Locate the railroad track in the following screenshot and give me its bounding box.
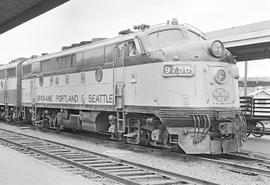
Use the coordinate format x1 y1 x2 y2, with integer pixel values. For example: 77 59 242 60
0 128 216 185
1 123 270 183
86 132 270 178
195 153 270 177
91 131 270 178
71 129 270 178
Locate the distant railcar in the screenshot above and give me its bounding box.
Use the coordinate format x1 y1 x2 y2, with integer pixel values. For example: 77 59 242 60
0 59 24 120
4 19 247 154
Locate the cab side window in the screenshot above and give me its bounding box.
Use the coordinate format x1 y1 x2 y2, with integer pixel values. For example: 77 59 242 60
7 68 16 78
128 41 138 56
115 43 127 65
105 45 114 63
0 70 4 79
23 64 32 76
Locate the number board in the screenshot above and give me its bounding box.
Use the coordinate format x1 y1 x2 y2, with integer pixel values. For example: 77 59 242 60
162 63 195 77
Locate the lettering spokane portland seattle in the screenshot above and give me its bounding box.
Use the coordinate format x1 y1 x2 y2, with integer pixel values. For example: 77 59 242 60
36 94 113 104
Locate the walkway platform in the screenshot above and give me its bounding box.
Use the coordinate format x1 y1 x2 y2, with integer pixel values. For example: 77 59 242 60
0 144 100 185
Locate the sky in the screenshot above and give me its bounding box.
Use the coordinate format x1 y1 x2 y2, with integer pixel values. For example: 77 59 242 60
0 0 270 77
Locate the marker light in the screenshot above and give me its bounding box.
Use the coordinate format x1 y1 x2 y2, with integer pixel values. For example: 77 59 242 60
173 56 180 61
171 18 179 25
209 40 224 58
215 69 226 84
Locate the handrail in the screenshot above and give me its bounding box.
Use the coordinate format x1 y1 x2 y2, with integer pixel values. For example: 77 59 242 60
240 96 270 119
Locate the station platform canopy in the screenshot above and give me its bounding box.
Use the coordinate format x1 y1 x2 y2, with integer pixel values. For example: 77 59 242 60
206 20 270 61
0 0 69 34
1 1 269 63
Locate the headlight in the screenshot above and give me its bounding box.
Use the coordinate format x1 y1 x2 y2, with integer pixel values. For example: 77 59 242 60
215 69 226 83
209 40 225 58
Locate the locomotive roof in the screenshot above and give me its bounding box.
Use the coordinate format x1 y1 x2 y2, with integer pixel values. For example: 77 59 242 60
0 59 24 70
22 23 193 66
22 31 139 66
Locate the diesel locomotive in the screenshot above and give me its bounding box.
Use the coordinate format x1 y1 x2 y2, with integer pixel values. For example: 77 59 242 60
0 19 247 154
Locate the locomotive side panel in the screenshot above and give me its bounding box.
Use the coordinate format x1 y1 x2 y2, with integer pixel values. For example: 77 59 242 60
124 62 197 108
33 68 114 109
84 67 114 108
0 78 5 105
21 79 31 106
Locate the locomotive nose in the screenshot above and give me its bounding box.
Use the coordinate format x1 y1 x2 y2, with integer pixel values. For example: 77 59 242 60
162 40 228 63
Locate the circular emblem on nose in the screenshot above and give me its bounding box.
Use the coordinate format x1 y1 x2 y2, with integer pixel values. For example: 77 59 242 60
212 88 230 103
95 66 103 82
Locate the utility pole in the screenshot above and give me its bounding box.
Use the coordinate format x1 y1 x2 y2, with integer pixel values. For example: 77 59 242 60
244 61 248 96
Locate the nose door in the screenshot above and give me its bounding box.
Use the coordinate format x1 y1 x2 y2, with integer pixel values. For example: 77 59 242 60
30 75 37 105
113 43 128 133
113 43 127 109
208 65 235 105
4 78 8 117
30 75 37 121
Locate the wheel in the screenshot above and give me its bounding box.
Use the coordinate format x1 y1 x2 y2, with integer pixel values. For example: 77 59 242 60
43 117 50 129
140 129 151 146
252 121 265 138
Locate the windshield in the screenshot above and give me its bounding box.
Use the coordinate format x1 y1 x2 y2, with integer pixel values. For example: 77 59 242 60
187 30 206 41
148 29 185 49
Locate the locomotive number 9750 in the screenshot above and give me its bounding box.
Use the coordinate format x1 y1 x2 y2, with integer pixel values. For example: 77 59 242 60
163 64 194 77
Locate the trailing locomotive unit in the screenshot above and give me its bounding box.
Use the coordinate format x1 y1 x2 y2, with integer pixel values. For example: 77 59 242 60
0 59 24 121
20 19 246 154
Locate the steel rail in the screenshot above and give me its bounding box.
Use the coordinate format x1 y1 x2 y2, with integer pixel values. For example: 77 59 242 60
70 129 270 178
195 154 270 177
78 130 270 178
